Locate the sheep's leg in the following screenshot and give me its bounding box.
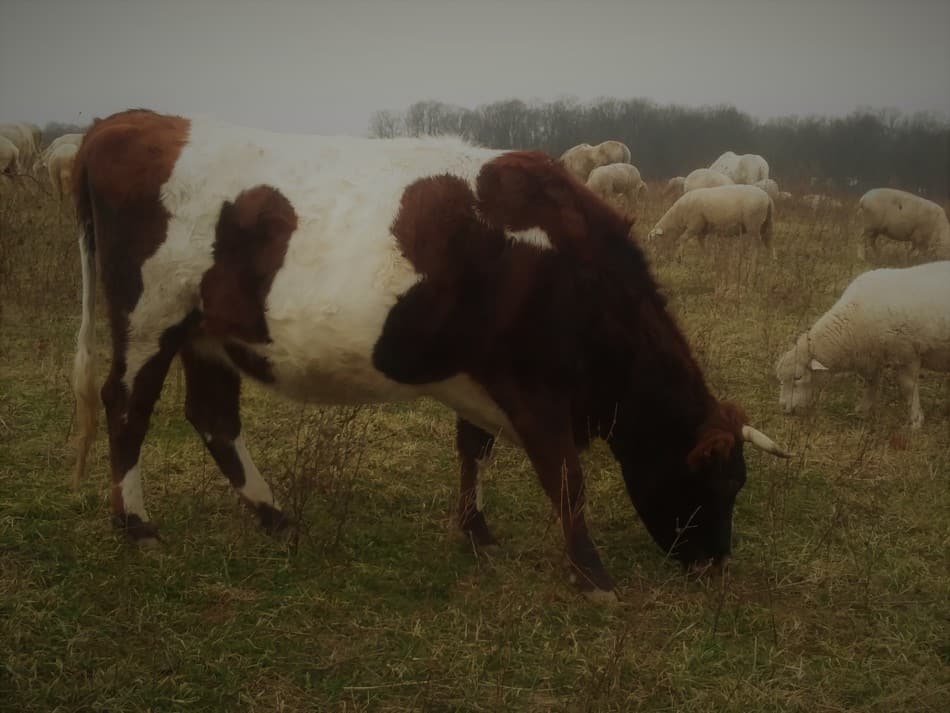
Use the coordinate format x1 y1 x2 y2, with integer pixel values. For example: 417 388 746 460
896 359 923 429
859 231 878 262
855 370 882 418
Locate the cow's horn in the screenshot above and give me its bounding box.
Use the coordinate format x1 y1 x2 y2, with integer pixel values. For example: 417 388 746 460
742 425 793 458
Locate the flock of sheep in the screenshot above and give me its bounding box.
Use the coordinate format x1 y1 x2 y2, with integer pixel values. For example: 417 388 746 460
560 140 950 431
0 121 82 200
2 123 947 432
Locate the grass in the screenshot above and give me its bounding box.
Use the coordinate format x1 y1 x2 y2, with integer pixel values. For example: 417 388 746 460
1 179 948 712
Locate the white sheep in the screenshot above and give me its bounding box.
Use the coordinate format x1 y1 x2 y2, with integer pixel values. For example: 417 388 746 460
47 142 79 201
776 261 950 429
0 135 19 175
753 178 780 200
709 151 769 184
857 188 950 261
684 168 733 193
664 176 686 200
34 132 83 173
647 184 775 256
560 140 631 182
585 163 645 219
0 122 38 167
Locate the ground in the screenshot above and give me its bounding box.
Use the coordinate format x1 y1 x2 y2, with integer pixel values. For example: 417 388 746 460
0 180 948 712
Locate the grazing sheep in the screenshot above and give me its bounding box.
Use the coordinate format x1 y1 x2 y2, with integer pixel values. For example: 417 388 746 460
684 168 733 193
0 135 20 175
664 176 686 200
0 122 38 168
559 140 631 182
776 261 950 429
857 188 950 261
753 178 780 200
47 142 79 201
709 151 769 184
586 163 645 219
34 132 83 173
647 184 775 256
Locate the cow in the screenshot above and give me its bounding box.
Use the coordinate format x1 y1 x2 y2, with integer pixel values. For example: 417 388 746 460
71 110 790 600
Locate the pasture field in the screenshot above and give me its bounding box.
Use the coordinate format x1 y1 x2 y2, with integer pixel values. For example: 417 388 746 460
1 180 947 712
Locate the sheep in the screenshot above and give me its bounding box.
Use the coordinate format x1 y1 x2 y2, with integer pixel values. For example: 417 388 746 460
46 142 78 201
559 140 631 182
647 184 775 256
585 163 645 220
684 168 733 193
0 122 38 167
776 261 950 429
753 178 780 200
857 188 950 261
777 191 793 201
0 135 19 175
710 151 769 184
664 176 686 200
34 132 83 173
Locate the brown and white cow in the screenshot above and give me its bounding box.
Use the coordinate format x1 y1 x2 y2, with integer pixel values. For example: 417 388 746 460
71 110 789 599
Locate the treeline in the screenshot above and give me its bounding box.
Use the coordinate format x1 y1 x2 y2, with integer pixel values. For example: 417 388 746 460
369 98 950 197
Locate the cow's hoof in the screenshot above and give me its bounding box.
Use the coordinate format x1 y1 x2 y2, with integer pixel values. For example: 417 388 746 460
113 513 161 544
583 588 620 605
256 503 290 534
461 511 498 549
570 567 617 598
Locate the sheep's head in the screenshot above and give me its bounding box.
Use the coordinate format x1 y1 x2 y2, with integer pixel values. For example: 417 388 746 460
776 335 828 413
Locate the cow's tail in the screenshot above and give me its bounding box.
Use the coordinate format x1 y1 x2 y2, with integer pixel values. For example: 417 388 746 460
71 155 97 490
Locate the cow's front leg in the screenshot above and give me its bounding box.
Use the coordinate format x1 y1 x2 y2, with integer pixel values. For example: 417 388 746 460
498 390 615 599
455 418 497 547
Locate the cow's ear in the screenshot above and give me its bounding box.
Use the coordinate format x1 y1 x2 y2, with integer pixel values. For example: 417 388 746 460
686 401 745 471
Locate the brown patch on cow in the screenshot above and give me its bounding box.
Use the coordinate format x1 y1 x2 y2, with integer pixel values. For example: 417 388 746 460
201 185 297 343
376 174 509 383
475 151 635 261
378 149 752 587
687 400 747 470
72 109 190 365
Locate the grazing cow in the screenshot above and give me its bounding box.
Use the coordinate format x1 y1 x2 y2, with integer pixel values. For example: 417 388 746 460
72 110 789 599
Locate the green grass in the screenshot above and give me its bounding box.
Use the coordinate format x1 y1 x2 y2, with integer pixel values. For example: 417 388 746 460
1 181 948 711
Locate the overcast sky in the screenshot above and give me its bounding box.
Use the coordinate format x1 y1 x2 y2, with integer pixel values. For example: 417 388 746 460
2 0 948 134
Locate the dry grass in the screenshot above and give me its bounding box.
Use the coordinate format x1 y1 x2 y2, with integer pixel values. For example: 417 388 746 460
1 179 948 712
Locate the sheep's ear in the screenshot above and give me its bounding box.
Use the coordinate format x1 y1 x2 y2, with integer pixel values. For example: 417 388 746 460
809 359 828 371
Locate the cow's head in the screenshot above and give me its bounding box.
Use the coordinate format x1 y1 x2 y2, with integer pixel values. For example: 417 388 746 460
610 400 790 571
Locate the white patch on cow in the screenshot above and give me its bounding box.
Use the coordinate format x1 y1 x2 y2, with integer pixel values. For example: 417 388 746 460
125 118 523 450
427 375 518 445
506 227 553 251
119 464 149 520
233 433 278 507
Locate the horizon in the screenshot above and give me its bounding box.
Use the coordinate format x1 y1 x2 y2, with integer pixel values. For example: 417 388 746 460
2 0 948 136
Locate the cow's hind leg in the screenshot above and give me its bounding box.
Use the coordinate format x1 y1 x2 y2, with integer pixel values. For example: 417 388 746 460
181 342 286 532
103 314 198 542
456 418 497 547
